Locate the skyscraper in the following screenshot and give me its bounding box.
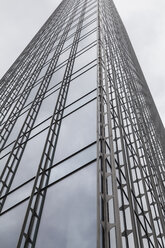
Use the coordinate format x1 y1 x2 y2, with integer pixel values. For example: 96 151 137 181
0 0 165 247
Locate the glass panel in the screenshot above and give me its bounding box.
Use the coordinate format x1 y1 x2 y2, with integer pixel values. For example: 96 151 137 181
64 90 96 116
25 82 40 106
33 90 59 127
73 45 97 73
56 48 71 67
77 30 97 52
37 63 49 80
47 65 65 91
36 163 96 248
54 100 96 162
0 152 10 175
10 129 48 190
0 202 28 247
5 111 27 147
3 180 33 211
50 143 96 183
66 66 97 105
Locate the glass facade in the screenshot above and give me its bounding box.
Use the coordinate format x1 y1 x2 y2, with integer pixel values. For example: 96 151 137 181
0 0 165 247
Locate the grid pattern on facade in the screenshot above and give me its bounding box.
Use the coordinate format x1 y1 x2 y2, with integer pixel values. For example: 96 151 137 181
0 0 165 247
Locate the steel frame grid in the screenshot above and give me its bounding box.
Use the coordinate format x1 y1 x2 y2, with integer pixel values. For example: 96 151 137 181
96 0 165 247
0 62 97 163
0 2 97 128
109 3 165 208
0 141 97 215
0 0 165 247
17 0 89 246
97 0 122 247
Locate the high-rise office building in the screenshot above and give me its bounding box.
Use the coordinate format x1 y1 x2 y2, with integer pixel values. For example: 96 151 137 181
0 0 165 247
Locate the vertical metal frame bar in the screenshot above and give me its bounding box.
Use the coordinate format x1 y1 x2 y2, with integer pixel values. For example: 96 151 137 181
97 0 122 247
17 0 88 246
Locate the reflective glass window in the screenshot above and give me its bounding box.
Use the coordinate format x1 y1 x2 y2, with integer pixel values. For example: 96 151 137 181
36 163 96 248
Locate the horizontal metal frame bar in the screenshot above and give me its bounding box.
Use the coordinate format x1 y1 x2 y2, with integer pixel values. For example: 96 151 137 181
0 158 96 216
0 141 96 202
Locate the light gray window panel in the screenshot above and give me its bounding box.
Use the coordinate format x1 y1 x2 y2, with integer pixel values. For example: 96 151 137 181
73 45 97 73
63 36 75 50
45 51 54 63
77 30 97 52
0 202 28 247
24 82 40 106
83 11 97 27
29 117 51 138
64 90 96 116
36 163 96 248
0 153 9 175
54 99 96 163
47 66 66 91
66 66 97 106
68 26 77 38
3 180 33 211
10 130 48 191
56 47 71 67
37 63 49 80
1 104 15 125
4 112 27 147
84 4 97 19
51 143 96 182
33 90 59 128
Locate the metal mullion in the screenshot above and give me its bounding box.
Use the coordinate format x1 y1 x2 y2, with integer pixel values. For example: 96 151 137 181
0 92 97 162
131 87 165 185
17 1 88 246
102 4 143 247
125 125 165 243
118 45 165 237
0 158 96 218
109 88 130 246
111 1 165 193
2 62 97 126
104 31 141 248
54 8 97 45
97 1 123 247
50 17 97 54
0 141 96 202
108 3 165 236
117 62 165 245
123 59 165 216
107 37 160 246
105 17 164 248
51 22 97 55
47 40 97 74
0 0 79 214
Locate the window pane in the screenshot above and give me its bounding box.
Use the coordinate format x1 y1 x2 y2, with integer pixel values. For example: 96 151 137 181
0 202 28 247
50 143 96 183
54 99 96 163
36 163 96 248
66 66 97 105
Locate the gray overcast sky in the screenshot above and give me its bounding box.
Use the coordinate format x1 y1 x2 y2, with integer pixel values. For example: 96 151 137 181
0 0 165 125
